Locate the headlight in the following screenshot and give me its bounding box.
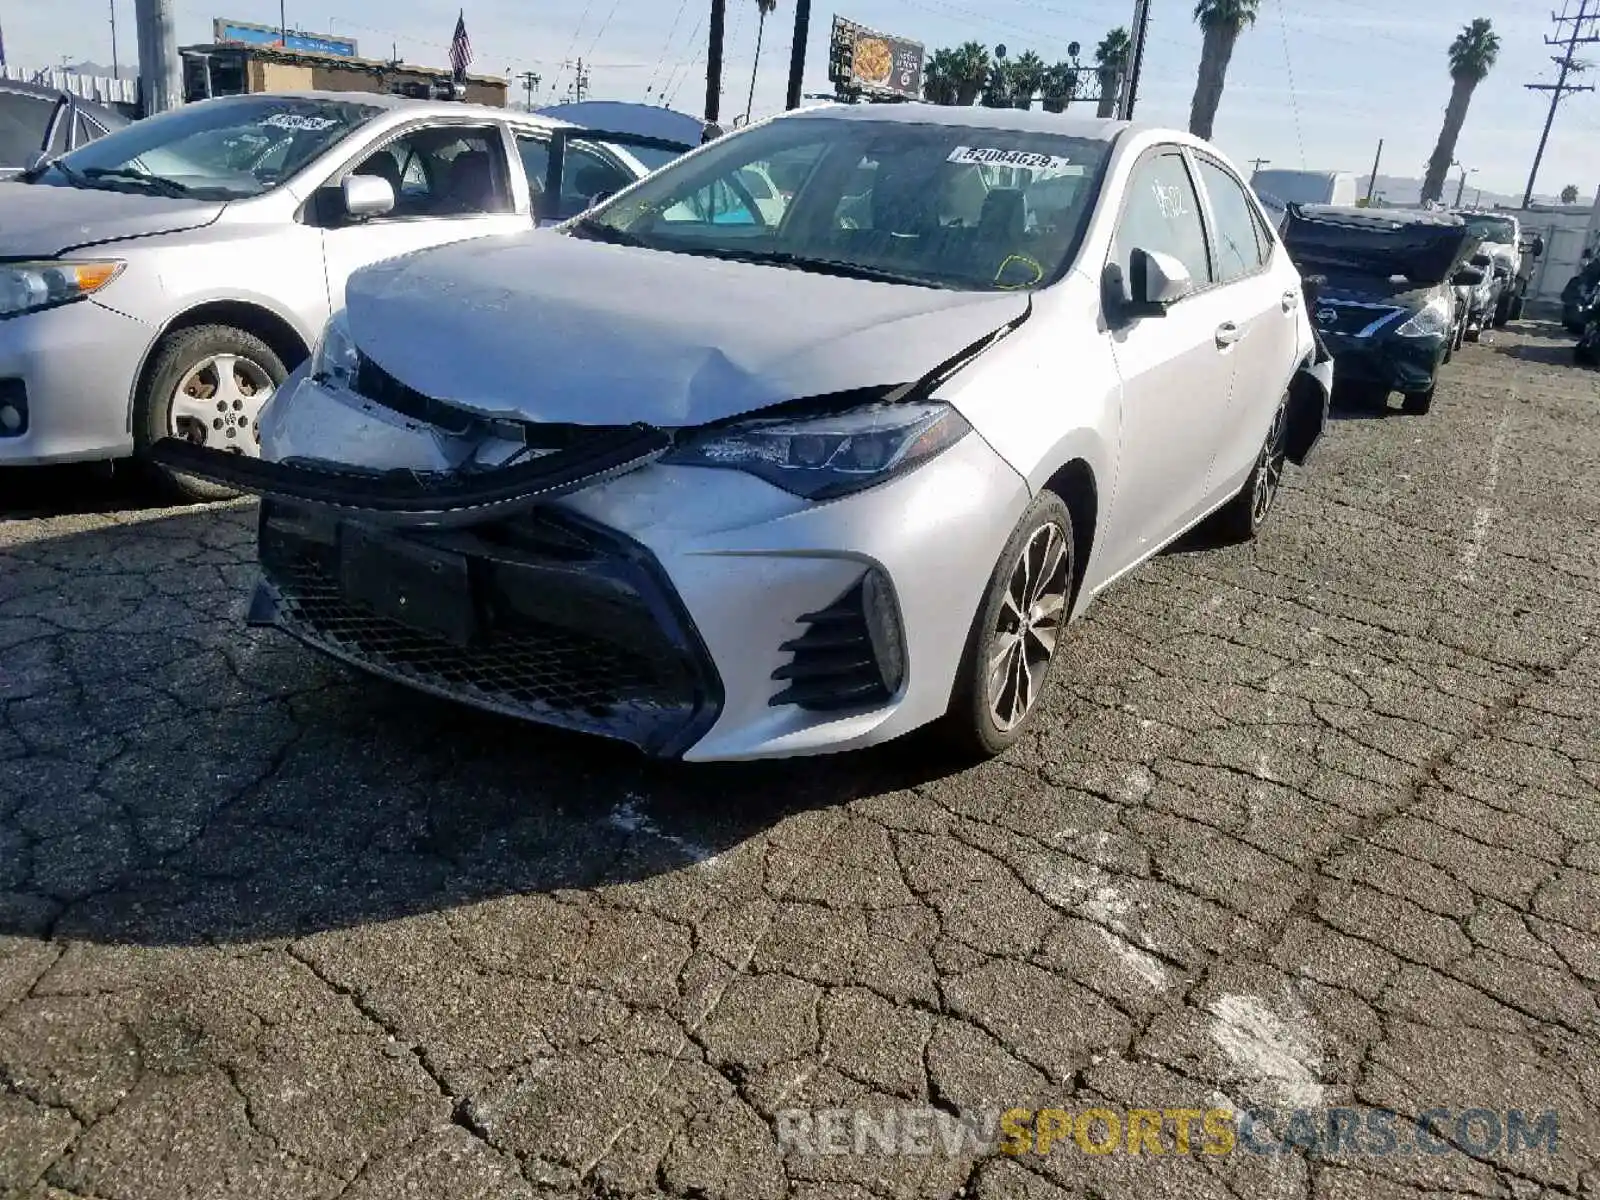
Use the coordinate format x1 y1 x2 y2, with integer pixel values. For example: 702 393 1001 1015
310 313 360 389
662 400 972 500
1396 296 1451 338
0 260 123 318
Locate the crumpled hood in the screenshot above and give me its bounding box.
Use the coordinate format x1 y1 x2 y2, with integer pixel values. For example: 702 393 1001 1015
344 233 1031 427
0 183 225 256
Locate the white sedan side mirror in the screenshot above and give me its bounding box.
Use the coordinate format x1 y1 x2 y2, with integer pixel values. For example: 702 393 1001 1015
1130 247 1194 307
342 174 396 220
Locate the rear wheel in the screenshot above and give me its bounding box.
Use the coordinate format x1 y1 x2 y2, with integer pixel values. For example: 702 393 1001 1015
943 492 1075 760
134 325 286 502
1206 389 1289 543
1492 291 1511 328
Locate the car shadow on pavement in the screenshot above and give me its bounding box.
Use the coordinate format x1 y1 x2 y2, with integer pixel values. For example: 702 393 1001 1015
1 507 973 949
0 462 176 520
1491 339 1585 368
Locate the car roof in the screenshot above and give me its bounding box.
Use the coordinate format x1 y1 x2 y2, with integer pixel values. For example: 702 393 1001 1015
209 90 573 128
776 101 1155 143
0 79 128 125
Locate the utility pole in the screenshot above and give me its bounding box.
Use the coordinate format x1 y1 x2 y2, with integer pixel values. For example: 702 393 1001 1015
785 0 812 109
110 0 120 80
705 0 726 123
133 0 181 115
1364 138 1383 204
517 69 541 110
1248 157 1270 175
279 0 288 45
1119 0 1151 118
561 58 589 103
1523 0 1598 209
1454 163 1475 207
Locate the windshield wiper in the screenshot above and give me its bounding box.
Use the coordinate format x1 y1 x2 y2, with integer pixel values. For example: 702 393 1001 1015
80 168 192 197
569 217 652 248
691 248 942 288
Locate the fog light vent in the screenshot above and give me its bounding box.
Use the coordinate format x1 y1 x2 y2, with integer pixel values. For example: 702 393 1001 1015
770 569 904 712
0 380 26 438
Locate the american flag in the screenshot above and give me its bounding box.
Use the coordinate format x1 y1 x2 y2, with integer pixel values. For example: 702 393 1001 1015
449 11 472 80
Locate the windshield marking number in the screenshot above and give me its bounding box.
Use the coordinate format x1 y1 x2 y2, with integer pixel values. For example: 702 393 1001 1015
260 113 339 132
947 146 1074 172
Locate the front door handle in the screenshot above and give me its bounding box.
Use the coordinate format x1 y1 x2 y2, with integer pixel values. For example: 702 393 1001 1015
1282 289 1299 311
1215 321 1244 348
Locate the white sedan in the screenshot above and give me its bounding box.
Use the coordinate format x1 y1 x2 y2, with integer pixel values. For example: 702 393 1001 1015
162 105 1333 761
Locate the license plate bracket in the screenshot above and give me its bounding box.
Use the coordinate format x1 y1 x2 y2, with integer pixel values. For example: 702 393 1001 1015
339 524 479 646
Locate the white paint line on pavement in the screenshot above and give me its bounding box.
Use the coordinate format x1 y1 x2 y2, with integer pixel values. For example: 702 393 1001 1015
1208 994 1325 1108
1456 400 1514 585
608 797 719 866
1097 927 1172 991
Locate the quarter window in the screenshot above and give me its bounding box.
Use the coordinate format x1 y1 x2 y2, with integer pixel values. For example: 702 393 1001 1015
1196 157 1267 282
1112 152 1212 288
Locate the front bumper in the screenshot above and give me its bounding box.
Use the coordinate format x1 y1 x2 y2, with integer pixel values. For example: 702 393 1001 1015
1321 331 1445 394
214 377 1031 761
0 299 152 466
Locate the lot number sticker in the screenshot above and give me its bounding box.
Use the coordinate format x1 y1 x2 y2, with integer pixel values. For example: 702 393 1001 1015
948 146 1082 174
260 113 340 132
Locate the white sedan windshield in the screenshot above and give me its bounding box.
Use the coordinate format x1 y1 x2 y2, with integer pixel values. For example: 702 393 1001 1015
576 117 1111 292
39 96 380 199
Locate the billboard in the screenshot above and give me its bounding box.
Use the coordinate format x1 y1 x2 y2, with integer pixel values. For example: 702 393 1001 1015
828 16 924 100
213 18 359 58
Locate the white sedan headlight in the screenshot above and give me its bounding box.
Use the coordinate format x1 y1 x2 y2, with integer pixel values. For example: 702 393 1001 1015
310 313 360 389
663 400 971 500
1396 296 1451 338
0 260 124 318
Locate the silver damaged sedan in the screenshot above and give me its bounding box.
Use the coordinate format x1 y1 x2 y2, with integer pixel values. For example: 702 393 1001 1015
162 104 1335 762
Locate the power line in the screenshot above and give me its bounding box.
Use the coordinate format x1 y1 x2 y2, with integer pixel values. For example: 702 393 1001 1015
1523 0 1598 207
1273 0 1307 168
642 0 692 101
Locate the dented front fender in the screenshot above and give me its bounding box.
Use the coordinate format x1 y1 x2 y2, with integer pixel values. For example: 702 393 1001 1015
1284 350 1334 467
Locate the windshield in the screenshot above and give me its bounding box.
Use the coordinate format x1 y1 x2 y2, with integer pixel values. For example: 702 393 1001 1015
35 96 380 199
575 117 1111 291
1462 215 1517 244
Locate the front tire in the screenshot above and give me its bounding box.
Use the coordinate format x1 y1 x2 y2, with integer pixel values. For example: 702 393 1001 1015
134 325 287 502
1401 386 1435 415
943 492 1075 760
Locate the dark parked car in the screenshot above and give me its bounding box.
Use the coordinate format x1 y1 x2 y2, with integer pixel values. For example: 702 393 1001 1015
0 80 128 178
1562 251 1600 334
1281 204 1481 415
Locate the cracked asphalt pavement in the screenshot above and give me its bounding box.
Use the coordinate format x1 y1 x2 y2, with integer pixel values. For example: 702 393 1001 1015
2 322 1598 1199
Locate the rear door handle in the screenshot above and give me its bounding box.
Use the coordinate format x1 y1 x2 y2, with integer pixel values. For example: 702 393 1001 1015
1215 321 1244 348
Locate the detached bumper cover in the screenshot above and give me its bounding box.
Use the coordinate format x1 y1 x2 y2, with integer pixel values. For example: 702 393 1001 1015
252 500 724 757
1321 331 1443 393
148 424 671 528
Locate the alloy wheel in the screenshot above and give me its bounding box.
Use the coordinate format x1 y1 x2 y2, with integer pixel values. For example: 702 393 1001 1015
1251 398 1289 526
986 520 1071 732
168 353 274 456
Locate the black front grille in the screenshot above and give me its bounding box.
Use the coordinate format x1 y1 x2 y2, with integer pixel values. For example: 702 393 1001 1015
258 501 722 756
1314 301 1404 338
771 577 890 712
353 355 477 434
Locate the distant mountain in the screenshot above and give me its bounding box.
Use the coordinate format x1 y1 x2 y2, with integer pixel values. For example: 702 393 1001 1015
1358 174 1570 210
65 61 134 80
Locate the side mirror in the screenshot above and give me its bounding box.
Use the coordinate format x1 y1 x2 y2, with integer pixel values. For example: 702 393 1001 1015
1453 267 1485 286
1531 234 1545 258
341 174 395 220
1128 247 1193 312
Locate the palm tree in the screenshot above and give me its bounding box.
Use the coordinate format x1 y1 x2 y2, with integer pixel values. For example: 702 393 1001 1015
1562 183 1581 205
1007 51 1047 109
1188 0 1260 139
923 47 961 105
1094 27 1131 118
1041 62 1080 113
953 41 991 106
744 0 778 123
981 61 1011 108
1421 19 1499 203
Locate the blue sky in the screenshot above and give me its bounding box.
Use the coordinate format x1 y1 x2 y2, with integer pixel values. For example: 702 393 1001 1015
8 0 1594 200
